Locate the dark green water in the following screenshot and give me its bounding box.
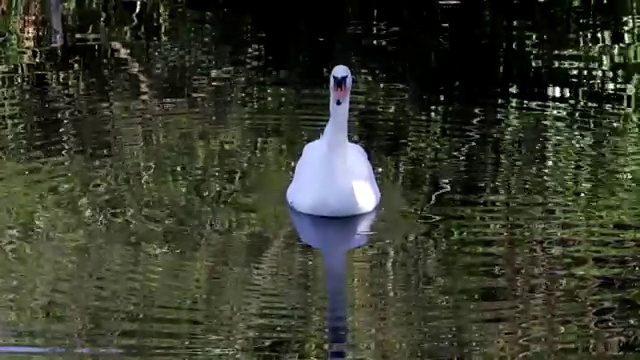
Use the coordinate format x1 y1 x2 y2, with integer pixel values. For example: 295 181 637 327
0 1 640 358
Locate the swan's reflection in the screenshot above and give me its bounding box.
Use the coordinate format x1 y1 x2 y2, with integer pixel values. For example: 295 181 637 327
288 208 378 359
49 0 64 47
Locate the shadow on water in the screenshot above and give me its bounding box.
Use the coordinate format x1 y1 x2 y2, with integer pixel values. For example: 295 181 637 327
289 208 378 359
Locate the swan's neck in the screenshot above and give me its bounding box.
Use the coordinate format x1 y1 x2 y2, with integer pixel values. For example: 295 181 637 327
323 98 350 151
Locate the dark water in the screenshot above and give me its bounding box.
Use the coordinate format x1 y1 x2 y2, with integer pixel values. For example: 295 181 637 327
0 1 640 358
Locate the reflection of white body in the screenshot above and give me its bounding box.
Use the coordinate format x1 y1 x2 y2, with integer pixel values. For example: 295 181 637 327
288 208 378 359
286 65 381 217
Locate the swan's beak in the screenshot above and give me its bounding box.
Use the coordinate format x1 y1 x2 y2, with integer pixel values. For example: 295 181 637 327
332 77 348 106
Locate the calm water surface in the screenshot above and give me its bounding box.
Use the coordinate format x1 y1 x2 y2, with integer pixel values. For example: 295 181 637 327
0 2 640 359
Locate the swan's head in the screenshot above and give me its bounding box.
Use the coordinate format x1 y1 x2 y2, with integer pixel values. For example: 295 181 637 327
330 65 352 107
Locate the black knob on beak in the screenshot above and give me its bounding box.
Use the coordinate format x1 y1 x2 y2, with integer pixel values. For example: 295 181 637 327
333 75 347 91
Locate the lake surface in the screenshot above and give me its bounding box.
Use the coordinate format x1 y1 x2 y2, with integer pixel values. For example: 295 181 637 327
1 1 640 358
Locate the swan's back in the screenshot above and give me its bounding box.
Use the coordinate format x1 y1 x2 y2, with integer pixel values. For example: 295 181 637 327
286 139 380 217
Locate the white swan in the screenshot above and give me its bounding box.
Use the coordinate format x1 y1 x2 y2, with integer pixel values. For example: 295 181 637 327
286 65 381 217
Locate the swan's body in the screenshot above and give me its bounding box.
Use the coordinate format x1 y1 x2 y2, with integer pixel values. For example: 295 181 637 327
286 65 381 217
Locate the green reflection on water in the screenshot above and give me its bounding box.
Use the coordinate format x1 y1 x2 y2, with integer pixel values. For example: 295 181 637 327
0 0 640 359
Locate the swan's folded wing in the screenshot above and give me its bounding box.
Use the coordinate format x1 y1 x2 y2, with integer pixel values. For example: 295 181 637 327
348 142 369 160
291 140 322 179
348 142 377 180
299 139 323 160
